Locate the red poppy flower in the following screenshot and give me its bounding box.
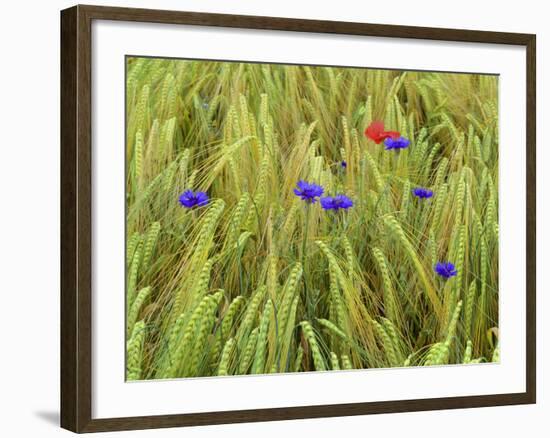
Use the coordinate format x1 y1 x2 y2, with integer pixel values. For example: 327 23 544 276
364 121 400 144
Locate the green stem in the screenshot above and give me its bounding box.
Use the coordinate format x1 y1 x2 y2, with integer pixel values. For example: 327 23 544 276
301 205 310 266
301 205 314 319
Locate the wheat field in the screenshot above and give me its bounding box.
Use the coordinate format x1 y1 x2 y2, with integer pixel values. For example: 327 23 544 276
125 57 499 380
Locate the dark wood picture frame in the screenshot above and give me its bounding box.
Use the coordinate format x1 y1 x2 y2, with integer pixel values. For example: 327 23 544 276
60 4 536 433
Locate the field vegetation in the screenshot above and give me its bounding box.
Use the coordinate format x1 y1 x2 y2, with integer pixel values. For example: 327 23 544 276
125 57 499 380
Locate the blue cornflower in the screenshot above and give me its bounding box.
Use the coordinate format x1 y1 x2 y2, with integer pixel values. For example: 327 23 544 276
384 136 410 150
412 187 434 199
341 161 347 168
434 262 458 279
320 194 354 211
178 190 209 208
293 181 324 203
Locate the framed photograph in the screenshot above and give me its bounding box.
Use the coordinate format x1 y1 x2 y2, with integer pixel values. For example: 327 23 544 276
60 4 536 433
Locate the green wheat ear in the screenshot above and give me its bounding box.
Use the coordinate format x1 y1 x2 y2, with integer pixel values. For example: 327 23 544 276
277 262 303 336
127 287 151 338
317 318 348 344
341 354 353 370
252 299 274 375
218 338 235 376
239 328 259 374
293 346 304 372
142 221 161 270
371 247 398 326
126 320 146 381
221 295 246 339
330 352 340 370
237 285 267 340
463 340 473 364
300 321 326 371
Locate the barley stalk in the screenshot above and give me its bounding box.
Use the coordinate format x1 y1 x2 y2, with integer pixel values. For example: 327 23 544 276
126 320 146 380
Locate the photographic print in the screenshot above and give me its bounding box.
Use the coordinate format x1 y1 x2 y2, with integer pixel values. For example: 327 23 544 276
125 56 499 381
